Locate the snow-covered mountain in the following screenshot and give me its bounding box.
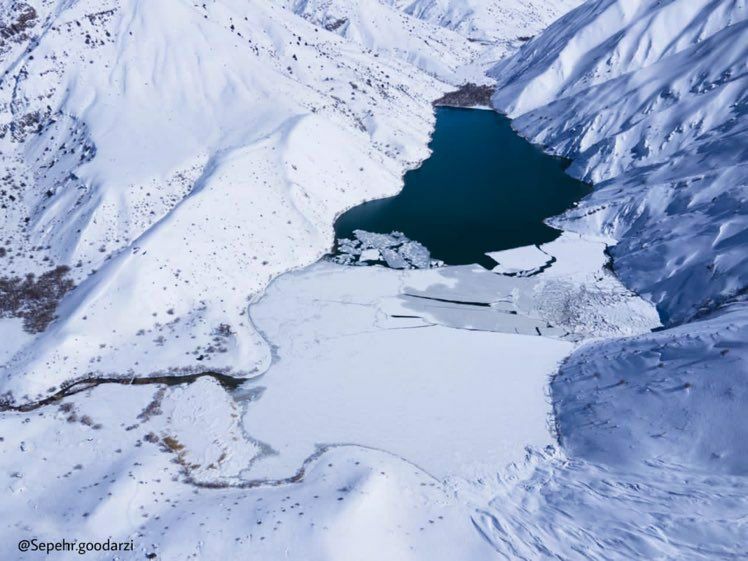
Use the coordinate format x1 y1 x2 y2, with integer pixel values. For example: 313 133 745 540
0 0 584 406
388 0 582 43
1 0 746 559
491 0 747 470
0 0 460 404
478 2 748 557
492 0 746 326
282 0 480 82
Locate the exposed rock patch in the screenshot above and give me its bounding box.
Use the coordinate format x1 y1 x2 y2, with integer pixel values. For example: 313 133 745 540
433 83 494 107
0 265 74 333
0 2 36 43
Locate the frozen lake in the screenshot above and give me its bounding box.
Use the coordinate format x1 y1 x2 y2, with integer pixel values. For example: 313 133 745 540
334 107 591 268
237 108 659 483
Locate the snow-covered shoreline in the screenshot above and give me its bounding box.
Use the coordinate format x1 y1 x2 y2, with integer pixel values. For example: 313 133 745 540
1 1 593 558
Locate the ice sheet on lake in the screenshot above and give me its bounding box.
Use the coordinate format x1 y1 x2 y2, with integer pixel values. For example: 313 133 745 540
244 262 573 481
241 233 659 481
486 245 553 275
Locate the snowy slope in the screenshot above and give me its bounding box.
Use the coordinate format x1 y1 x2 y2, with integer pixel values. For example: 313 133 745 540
0 0 584 406
482 2 748 556
283 0 481 82
0 0 464 405
0 3 607 556
491 0 746 406
4 0 745 559
0 379 498 561
284 0 585 82
385 0 586 68
387 0 583 43
554 302 748 474
472 446 748 561
491 0 747 324
491 0 748 455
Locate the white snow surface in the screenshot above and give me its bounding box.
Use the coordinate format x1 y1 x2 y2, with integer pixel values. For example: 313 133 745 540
491 0 748 468
283 0 480 83
486 244 552 275
0 1 612 559
244 261 573 481
0 379 497 561
471 447 748 561
554 302 748 475
0 0 583 406
288 0 584 71
386 0 583 44
239 231 657 482
0 231 662 560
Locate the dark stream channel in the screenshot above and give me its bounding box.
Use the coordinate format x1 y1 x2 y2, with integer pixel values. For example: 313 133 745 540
334 107 591 269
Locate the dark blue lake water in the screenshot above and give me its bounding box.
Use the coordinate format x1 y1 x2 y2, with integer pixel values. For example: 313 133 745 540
334 107 591 268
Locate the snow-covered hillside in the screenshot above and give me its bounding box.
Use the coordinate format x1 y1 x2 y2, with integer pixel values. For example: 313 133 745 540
492 0 747 325
2 0 745 558
479 1 748 557
0 0 584 407
288 0 583 66
0 0 463 405
491 0 747 466
283 0 481 82
0 1 595 559
388 0 582 43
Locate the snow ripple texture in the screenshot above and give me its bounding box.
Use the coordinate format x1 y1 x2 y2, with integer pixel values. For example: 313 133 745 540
472 448 748 561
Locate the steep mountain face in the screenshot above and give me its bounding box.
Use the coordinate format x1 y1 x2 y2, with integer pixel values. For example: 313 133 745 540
1 4 603 560
492 0 747 472
282 0 481 82
464 4 748 558
284 0 584 80
492 0 747 325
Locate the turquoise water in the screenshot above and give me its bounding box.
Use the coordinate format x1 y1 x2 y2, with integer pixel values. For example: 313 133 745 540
334 107 591 268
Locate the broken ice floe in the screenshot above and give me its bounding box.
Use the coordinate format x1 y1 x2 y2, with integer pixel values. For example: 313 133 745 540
331 230 442 269
486 245 554 276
